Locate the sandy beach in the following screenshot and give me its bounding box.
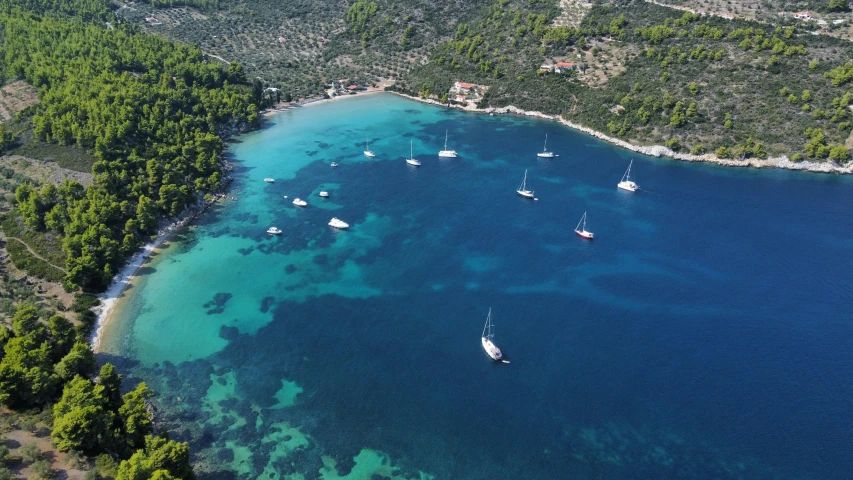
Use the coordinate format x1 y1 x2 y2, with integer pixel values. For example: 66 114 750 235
90 196 224 351
263 87 385 117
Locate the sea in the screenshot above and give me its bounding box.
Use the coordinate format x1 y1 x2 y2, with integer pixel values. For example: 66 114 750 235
98 93 853 480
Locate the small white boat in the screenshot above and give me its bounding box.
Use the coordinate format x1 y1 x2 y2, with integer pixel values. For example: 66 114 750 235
264 178 275 183
405 140 421 166
537 134 555 158
328 217 349 229
438 130 457 158
617 159 639 192
574 212 594 240
292 198 307 207
516 169 535 199
319 191 330 198
330 162 339 168
266 227 282 235
364 137 375 158
481 309 503 361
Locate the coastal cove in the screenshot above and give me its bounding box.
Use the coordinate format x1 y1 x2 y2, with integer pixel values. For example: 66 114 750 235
389 92 853 175
97 93 853 480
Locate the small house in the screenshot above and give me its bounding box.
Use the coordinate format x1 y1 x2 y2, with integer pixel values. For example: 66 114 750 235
454 82 474 93
539 64 554 73
792 11 812 20
554 62 576 74
454 95 467 103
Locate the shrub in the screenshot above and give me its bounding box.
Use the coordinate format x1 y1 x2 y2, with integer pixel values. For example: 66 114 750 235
28 459 53 480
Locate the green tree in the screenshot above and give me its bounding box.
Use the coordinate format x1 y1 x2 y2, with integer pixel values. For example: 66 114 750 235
55 343 97 380
98 363 123 410
118 383 154 450
52 376 111 452
115 436 194 480
829 0 848 11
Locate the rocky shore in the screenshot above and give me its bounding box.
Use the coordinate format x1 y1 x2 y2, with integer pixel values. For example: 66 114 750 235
390 92 853 175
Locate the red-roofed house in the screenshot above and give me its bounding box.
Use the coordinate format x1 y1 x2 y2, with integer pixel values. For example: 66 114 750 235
793 11 812 20
454 81 474 92
554 62 576 73
347 85 359 91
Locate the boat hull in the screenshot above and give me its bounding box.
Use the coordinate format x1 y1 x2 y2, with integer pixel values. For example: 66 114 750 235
406 159 421 166
481 337 502 361
438 150 457 158
516 189 535 199
537 152 554 158
617 181 638 192
319 192 330 197
364 151 375 157
575 229 594 239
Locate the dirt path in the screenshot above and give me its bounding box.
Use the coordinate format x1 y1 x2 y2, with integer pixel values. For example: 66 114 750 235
3 236 67 274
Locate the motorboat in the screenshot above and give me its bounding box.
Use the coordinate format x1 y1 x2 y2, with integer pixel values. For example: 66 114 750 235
328 217 349 229
292 198 307 207
266 227 282 235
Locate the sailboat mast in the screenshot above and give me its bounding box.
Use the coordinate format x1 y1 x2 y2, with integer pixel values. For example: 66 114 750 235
444 130 448 150
543 134 548 152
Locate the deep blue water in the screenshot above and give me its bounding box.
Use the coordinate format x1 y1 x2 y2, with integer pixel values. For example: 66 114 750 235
100 94 853 480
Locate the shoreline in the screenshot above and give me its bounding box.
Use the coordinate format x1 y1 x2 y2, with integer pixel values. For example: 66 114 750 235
90 194 225 351
262 88 385 117
389 91 853 175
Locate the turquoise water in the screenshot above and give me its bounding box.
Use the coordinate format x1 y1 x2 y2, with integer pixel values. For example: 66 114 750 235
100 94 853 480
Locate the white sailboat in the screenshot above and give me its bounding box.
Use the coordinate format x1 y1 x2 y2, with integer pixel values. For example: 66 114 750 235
574 212 594 239
438 130 458 158
405 140 421 166
537 134 555 158
516 169 535 199
266 227 282 235
264 178 275 183
364 137 375 158
292 198 307 207
330 162 339 168
481 309 504 362
617 160 639 192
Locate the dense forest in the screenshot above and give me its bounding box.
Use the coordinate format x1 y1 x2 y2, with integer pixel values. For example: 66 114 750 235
397 0 853 160
0 0 260 477
1 3 258 292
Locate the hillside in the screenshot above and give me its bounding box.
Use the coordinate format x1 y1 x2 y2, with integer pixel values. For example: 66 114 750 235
119 0 494 99
125 0 853 162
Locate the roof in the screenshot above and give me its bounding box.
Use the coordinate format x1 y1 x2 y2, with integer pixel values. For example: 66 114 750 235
346 85 359 90
555 62 575 67
793 11 812 16
457 82 474 88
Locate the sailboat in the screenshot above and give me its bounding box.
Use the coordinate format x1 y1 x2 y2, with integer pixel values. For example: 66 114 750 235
364 137 375 158
574 212 594 239
481 309 504 362
516 169 534 199
405 140 421 166
617 160 639 192
438 130 458 158
537 134 555 158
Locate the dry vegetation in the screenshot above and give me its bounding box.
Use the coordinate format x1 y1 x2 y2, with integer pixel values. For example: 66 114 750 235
647 0 853 40
553 0 593 27
0 81 38 123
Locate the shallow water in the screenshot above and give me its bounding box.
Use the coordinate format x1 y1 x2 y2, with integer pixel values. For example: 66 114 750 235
100 93 853 480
